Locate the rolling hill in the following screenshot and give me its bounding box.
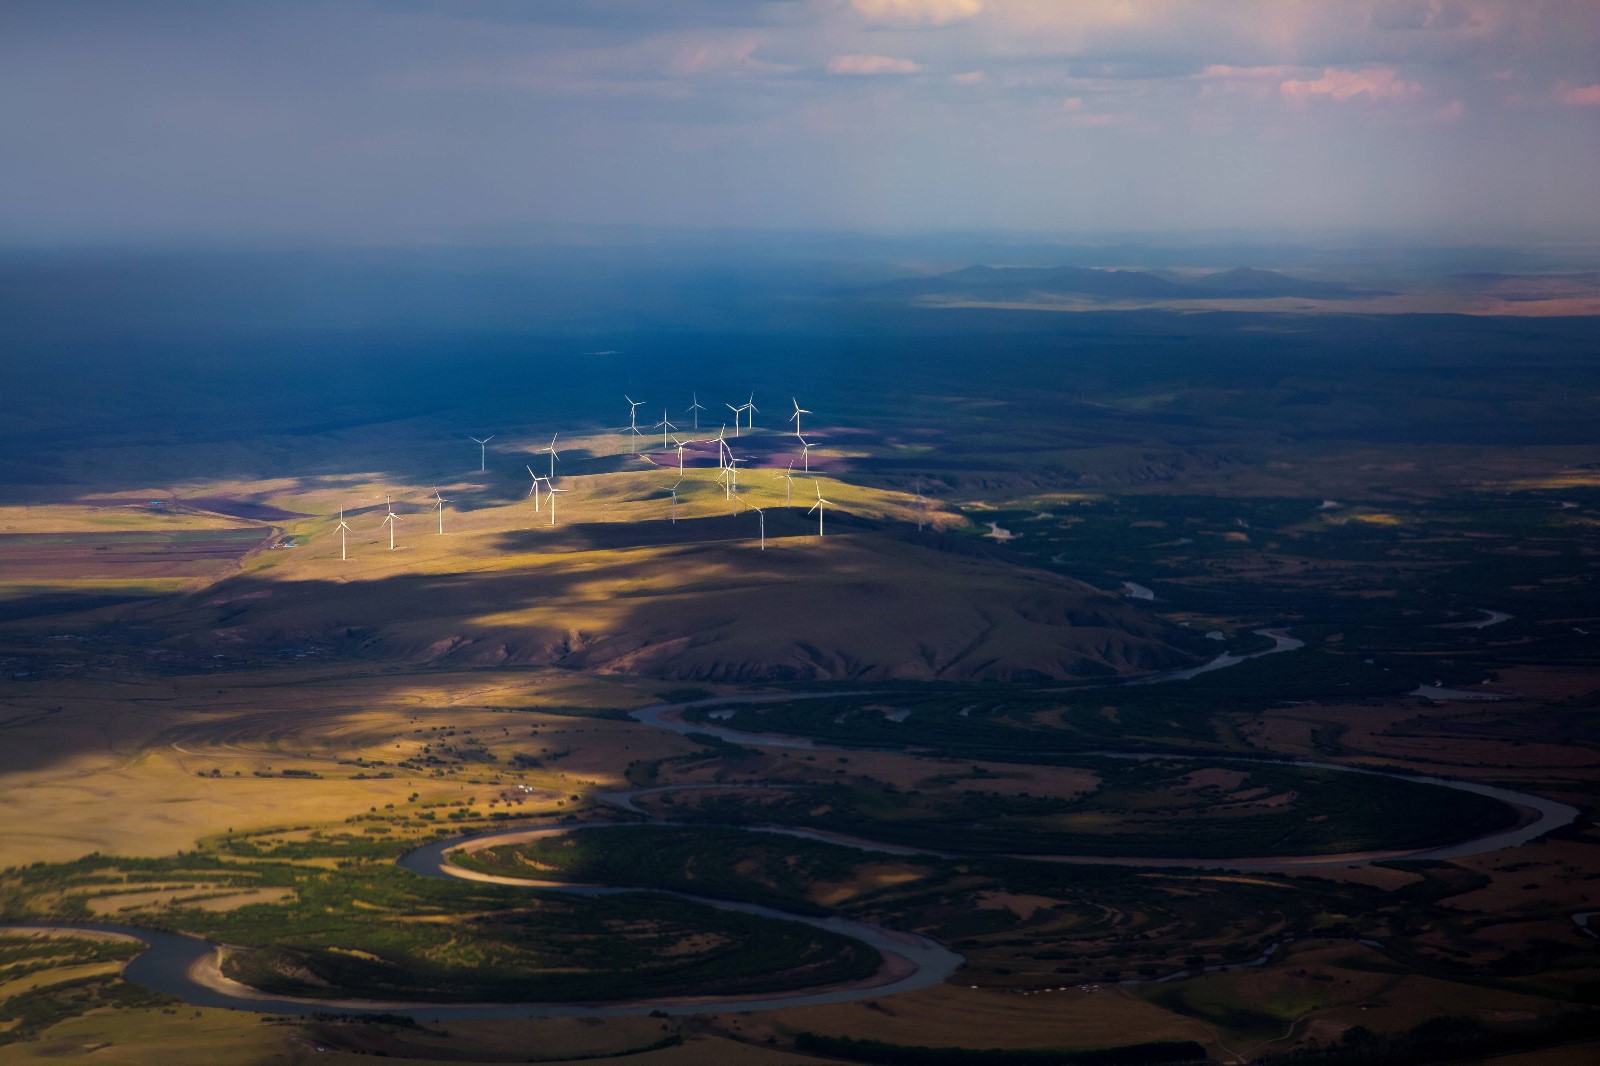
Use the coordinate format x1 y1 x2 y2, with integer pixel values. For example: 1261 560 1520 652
131 528 1206 683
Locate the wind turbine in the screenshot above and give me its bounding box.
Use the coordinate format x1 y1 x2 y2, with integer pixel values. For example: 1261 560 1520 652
433 489 450 535
716 464 733 501
382 504 401 550
545 434 561 480
653 407 678 449
725 402 741 437
546 485 568 527
781 460 795 504
670 479 682 524
470 436 494 473
739 498 766 549
789 397 812 438
526 466 542 511
808 482 831 537
797 436 814 472
742 393 759 431
624 396 647 456
686 392 706 431
335 510 353 561
624 396 645 455
670 434 689 474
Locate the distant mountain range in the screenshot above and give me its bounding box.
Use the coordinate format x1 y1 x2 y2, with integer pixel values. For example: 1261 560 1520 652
857 264 1381 302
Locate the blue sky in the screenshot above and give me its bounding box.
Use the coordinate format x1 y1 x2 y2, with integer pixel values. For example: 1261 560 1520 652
2 0 1596 242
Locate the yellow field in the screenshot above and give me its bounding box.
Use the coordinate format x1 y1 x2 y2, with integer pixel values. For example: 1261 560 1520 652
0 667 670 866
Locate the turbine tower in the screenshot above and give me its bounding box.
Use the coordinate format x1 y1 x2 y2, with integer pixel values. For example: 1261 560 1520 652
670 434 688 474
433 489 450 535
546 485 568 527
725 402 741 438
527 466 542 511
546 434 561 480
739 498 766 550
470 436 494 473
797 436 814 472
382 504 401 550
335 510 353 561
686 392 706 430
624 396 645 455
653 407 678 449
808 482 831 537
781 460 795 505
789 397 812 438
670 479 682 524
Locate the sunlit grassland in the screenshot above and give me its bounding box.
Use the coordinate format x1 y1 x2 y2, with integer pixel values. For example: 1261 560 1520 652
0 667 683 866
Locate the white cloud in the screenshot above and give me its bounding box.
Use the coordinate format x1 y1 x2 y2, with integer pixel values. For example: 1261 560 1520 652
1281 66 1421 103
827 53 922 75
847 0 984 25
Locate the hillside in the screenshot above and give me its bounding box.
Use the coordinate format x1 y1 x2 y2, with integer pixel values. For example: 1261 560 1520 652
133 531 1204 683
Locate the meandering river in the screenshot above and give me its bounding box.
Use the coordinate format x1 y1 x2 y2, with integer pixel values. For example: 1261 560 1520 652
3 625 1576 1017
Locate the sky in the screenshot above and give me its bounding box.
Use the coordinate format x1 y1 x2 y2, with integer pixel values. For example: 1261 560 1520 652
1 0 1597 243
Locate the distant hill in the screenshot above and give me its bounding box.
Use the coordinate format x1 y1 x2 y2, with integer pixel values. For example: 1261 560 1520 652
856 264 1369 303
1184 266 1368 298
138 533 1207 684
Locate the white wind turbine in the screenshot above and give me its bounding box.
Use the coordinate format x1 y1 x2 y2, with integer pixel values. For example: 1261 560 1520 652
624 396 645 455
670 479 683 524
716 464 733 502
670 434 689 474
797 435 814 472
382 502 401 550
738 497 766 549
433 489 450 535
545 434 561 480
335 510 353 561
808 481 832 537
741 393 759 431
526 465 542 511
780 460 795 504
789 397 812 438
470 436 494 473
686 392 706 430
653 407 678 449
546 485 568 526
724 401 741 437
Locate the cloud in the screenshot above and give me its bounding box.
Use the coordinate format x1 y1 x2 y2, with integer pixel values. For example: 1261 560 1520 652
827 53 921 75
1435 99 1465 122
667 37 792 77
1370 0 1475 32
1553 83 1600 106
950 70 985 84
847 0 983 25
1202 65 1300 80
1281 67 1421 103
